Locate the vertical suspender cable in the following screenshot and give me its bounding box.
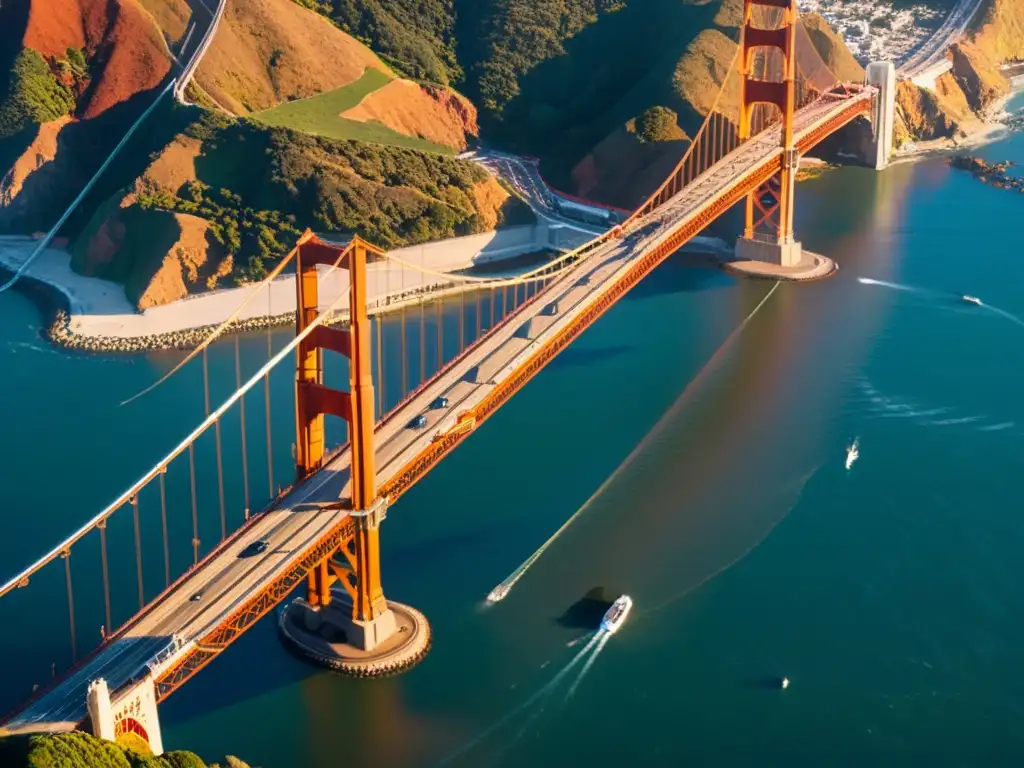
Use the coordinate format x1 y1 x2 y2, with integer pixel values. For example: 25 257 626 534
376 315 384 415
63 549 77 664
204 348 226 541
265 290 274 500
459 291 465 352
235 336 250 520
98 521 111 636
131 495 144 610
189 442 200 565
436 299 443 371
159 469 170 586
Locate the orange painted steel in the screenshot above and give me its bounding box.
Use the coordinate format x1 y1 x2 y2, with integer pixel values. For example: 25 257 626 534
740 0 799 241
291 231 387 622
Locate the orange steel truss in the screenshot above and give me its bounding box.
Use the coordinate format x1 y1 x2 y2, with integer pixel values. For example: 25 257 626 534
739 0 799 243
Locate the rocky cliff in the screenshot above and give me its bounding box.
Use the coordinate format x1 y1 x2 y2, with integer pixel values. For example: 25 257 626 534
972 0 1024 63
895 36 1010 145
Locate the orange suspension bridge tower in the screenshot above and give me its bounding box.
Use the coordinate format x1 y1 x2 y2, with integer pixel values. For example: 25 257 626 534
735 0 808 268
284 231 430 673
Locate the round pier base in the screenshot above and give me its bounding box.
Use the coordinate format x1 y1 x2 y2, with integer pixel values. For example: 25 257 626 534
279 596 431 677
721 251 837 282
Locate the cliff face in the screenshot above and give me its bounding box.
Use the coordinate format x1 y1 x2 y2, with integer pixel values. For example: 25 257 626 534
895 35 1010 145
950 41 1010 111
0 116 73 228
896 77 976 141
972 0 1024 62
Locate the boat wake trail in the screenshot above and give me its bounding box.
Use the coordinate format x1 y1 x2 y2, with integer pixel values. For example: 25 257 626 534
486 282 782 605
857 277 925 293
982 304 1024 328
434 633 601 766
858 277 1024 328
564 630 612 701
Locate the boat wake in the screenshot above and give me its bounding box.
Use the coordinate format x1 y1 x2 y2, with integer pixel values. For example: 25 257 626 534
564 630 612 701
857 378 1013 435
485 282 783 605
434 632 602 766
857 278 1024 328
857 277 925 293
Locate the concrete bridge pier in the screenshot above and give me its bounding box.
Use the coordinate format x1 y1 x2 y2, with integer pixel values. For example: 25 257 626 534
866 61 896 170
87 676 164 755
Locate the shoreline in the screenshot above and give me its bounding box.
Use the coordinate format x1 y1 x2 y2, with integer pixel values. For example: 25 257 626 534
893 77 1024 164
0 231 732 355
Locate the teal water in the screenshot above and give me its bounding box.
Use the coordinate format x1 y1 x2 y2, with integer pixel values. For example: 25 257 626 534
4 119 1024 764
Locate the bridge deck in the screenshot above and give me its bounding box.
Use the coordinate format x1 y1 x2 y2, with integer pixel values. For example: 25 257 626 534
3 90 872 733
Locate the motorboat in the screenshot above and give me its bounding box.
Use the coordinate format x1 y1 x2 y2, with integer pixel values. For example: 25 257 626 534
845 439 859 471
600 595 633 634
486 583 510 603
962 295 983 306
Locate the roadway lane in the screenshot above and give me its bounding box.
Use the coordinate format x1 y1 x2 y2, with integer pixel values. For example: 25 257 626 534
2 89 873 733
899 0 985 76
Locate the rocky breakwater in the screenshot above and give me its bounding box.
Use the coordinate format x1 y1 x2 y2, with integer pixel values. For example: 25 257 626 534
43 280 458 353
949 155 1024 193
46 309 305 353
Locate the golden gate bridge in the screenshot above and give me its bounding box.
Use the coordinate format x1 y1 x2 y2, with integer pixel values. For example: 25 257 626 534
0 0 894 749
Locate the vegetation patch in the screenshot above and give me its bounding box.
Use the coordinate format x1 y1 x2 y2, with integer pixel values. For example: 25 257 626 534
0 731 250 768
251 69 452 153
0 47 82 139
294 0 461 86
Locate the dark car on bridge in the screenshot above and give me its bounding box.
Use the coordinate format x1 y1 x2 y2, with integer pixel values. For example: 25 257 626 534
409 414 429 429
239 539 269 558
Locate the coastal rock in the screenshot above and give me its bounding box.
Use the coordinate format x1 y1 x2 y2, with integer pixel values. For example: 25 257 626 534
949 155 1024 193
949 42 1010 113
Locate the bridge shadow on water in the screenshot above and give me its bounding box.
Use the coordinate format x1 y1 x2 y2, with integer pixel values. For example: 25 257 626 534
546 344 634 371
624 252 733 302
159 611 318 728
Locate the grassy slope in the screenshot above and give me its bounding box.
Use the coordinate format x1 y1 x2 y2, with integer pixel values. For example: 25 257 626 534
250 68 453 153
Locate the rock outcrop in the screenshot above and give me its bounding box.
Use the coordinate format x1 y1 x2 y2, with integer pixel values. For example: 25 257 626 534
949 41 1010 112
0 116 73 228
896 75 978 141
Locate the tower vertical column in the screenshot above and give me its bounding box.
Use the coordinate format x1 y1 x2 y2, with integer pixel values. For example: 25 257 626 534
734 0 807 268
295 232 325 478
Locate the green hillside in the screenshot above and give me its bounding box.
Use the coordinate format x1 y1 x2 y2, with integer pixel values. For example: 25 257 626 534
251 69 453 153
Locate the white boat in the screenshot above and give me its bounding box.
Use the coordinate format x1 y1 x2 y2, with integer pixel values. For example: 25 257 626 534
845 439 859 471
486 583 510 603
962 295 983 306
600 595 633 634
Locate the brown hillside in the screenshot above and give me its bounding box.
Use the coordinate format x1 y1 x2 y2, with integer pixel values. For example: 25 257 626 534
341 82 479 150
193 0 388 114
0 116 74 228
137 0 193 45
800 13 864 83
571 124 690 210
571 12 863 207
22 0 171 118
972 0 1024 62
